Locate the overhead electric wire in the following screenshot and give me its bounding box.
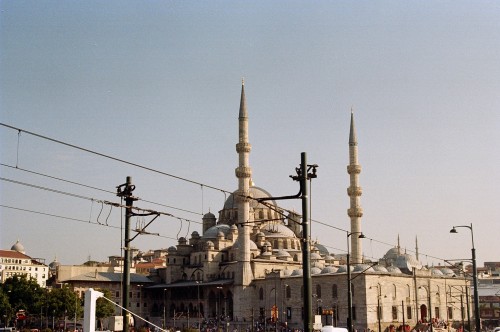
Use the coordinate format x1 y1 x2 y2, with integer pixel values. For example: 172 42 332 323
0 176 202 225
1 123 232 194
0 204 178 241
0 163 202 216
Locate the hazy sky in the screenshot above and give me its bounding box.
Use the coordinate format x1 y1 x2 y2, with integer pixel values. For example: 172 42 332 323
1 1 499 267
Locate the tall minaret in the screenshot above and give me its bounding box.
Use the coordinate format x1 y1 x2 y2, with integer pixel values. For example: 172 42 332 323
233 79 254 320
347 110 364 264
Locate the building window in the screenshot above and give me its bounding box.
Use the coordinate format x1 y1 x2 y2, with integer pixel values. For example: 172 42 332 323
286 285 291 299
116 291 120 298
287 307 292 320
259 288 264 301
316 284 322 298
435 307 439 319
407 306 412 320
448 307 453 320
352 306 356 321
392 306 398 320
332 284 338 299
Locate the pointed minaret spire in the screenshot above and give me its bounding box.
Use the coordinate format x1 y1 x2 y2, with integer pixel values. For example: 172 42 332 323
347 110 364 264
233 79 254 320
397 234 401 255
349 108 357 146
415 236 419 260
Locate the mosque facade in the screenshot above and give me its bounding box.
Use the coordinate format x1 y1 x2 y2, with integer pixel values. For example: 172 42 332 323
149 82 469 332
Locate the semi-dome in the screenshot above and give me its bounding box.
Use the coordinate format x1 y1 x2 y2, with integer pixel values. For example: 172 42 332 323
395 253 422 271
311 267 322 275
202 224 231 239
11 240 25 254
314 243 330 256
223 186 277 210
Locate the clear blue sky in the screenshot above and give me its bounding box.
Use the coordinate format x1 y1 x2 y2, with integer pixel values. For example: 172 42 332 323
1 1 499 267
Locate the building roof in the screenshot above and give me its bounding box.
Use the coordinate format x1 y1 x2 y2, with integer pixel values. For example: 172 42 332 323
0 249 31 259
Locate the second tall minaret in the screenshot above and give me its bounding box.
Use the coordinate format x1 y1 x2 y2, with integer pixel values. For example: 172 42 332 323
347 111 364 264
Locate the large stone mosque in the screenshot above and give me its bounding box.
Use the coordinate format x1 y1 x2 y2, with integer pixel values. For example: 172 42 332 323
149 82 468 332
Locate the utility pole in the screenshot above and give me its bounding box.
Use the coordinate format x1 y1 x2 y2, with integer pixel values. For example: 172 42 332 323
257 152 317 332
117 176 137 332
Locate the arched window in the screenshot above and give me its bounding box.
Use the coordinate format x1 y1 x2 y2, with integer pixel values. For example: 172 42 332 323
259 287 264 301
332 284 338 299
286 285 291 299
393 284 397 299
316 284 322 298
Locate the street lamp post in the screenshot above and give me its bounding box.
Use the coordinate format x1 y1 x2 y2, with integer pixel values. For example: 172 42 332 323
450 223 480 332
196 281 202 331
163 289 166 329
346 231 365 332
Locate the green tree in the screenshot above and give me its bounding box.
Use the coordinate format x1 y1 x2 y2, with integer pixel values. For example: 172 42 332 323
2 275 43 315
95 289 115 329
46 286 82 321
0 287 13 326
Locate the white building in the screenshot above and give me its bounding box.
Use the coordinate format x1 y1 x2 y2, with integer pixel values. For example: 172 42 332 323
0 240 49 287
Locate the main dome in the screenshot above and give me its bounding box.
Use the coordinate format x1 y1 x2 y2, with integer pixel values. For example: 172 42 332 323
223 186 277 210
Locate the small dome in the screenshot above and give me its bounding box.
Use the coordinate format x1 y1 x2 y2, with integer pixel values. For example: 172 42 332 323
431 268 444 276
256 232 266 238
373 265 389 273
311 252 323 260
386 266 402 274
321 266 338 274
202 224 231 239
324 255 336 262
440 267 456 277
49 258 60 270
282 269 293 276
353 264 375 273
205 241 215 250
11 240 25 254
232 238 258 250
203 212 216 219
311 267 322 275
178 237 187 244
167 246 177 252
230 225 238 230
217 231 225 238
336 265 353 273
291 269 303 276
191 231 200 238
276 250 291 258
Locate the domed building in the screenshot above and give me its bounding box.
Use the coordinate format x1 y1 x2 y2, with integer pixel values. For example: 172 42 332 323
151 83 469 332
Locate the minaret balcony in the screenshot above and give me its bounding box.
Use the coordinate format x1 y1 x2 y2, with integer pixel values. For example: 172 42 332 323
235 166 252 178
347 165 361 174
236 142 252 153
347 186 363 196
347 207 364 218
